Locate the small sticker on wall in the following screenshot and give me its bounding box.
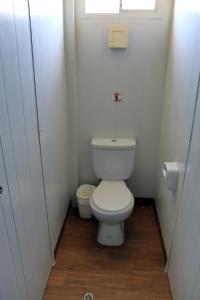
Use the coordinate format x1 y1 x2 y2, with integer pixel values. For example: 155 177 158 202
112 92 123 102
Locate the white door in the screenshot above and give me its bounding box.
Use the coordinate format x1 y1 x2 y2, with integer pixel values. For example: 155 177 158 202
168 78 200 300
0 0 52 299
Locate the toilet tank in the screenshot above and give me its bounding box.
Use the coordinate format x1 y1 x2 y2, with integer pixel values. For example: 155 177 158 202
91 138 136 180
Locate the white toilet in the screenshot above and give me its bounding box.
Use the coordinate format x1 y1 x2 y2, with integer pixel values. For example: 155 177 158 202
90 138 136 246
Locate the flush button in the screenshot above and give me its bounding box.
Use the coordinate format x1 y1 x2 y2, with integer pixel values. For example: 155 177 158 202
111 139 117 142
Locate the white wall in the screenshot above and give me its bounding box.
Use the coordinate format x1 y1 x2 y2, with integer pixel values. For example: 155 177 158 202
29 0 71 251
156 0 200 257
168 82 200 299
75 0 172 197
64 0 79 199
0 0 52 298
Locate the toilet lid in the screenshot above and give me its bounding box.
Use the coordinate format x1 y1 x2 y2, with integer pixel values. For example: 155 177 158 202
91 181 133 212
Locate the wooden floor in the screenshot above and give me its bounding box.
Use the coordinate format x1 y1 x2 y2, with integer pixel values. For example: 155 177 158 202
43 206 172 300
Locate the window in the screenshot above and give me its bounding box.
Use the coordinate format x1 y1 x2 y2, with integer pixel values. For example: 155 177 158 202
85 0 157 14
122 0 156 10
85 0 120 14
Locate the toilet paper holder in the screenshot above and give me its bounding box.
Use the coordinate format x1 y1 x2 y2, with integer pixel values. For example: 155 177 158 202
162 162 179 192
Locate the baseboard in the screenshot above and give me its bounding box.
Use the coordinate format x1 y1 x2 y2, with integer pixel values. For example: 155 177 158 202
135 197 154 206
54 202 71 257
152 201 167 263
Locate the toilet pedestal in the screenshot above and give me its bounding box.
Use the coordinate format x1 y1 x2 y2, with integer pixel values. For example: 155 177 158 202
97 222 124 246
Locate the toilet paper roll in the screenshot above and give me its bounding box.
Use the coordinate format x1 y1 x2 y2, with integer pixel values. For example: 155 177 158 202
162 162 179 191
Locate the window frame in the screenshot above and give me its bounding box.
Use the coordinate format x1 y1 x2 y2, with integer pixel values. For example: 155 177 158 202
119 0 158 13
81 0 162 20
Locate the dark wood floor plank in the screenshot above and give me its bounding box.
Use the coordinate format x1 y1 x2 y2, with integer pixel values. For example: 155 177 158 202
43 206 172 300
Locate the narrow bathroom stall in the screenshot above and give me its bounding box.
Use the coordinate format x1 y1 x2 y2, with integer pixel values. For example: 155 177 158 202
1 0 200 299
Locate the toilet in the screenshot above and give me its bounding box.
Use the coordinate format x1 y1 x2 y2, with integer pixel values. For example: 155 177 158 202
90 138 136 246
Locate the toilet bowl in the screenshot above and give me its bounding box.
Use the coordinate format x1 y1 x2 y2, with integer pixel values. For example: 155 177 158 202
90 137 136 246
90 180 134 246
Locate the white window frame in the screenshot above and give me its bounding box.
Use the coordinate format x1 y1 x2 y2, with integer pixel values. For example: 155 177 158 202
81 0 162 20
119 0 158 13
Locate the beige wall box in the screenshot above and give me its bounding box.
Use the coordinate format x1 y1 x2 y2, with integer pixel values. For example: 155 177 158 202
108 25 128 48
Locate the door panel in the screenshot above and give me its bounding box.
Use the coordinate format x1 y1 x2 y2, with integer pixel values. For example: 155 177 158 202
156 0 200 258
168 82 200 299
0 0 52 299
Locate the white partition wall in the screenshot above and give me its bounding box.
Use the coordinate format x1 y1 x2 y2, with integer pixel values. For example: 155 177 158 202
168 78 200 300
29 0 71 251
156 0 200 298
156 0 200 257
64 0 79 202
0 0 52 299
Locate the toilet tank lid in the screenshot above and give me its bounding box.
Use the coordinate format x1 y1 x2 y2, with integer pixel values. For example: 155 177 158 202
91 138 136 150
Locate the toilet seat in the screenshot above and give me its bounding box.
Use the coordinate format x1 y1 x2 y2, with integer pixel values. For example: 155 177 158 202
91 181 134 213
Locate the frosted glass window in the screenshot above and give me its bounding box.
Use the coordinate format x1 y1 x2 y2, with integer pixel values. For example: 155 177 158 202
122 0 156 10
85 0 120 13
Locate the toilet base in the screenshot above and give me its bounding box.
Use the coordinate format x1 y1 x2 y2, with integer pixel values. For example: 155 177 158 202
97 222 124 246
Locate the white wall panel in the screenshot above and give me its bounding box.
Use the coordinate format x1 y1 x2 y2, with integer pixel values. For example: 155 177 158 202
156 0 200 256
0 62 28 300
29 0 70 250
75 0 172 198
0 0 52 299
168 77 200 300
64 0 79 201
0 140 24 300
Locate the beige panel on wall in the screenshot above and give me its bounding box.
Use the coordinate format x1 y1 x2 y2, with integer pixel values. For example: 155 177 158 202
108 25 128 48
